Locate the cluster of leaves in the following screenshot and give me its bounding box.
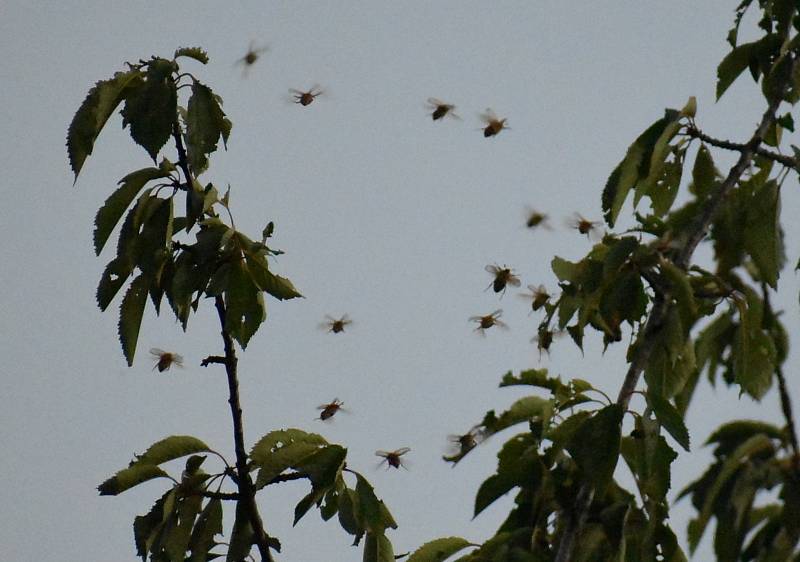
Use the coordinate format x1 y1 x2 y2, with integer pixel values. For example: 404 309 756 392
98 431 398 562
409 3 800 560
411 370 686 561
679 421 800 560
67 48 300 366
69 49 397 561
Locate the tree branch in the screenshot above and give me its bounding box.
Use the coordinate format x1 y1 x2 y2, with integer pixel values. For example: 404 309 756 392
171 122 275 561
554 60 795 562
684 123 796 168
214 296 276 562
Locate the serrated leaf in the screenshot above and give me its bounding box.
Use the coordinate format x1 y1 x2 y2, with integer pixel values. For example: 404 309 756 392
243 251 303 300
94 167 170 255
647 393 690 451
602 111 682 227
98 463 169 495
136 435 212 466
189 498 222 562
224 259 266 348
67 69 143 180
363 532 395 562
566 405 623 492
474 433 539 517
485 396 553 434
498 368 560 390
174 47 209 64
121 59 178 160
354 472 397 534
298 445 348 491
96 257 134 311
250 429 328 488
687 434 774 552
743 180 782 288
119 273 149 366
227 501 254 562
134 490 171 560
407 537 475 562
186 81 232 174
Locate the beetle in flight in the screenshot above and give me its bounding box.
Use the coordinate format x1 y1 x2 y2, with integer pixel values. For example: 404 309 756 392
479 108 508 137
519 284 551 313
317 398 346 421
485 264 521 297
376 447 411 470
426 98 460 121
568 213 603 239
150 348 184 372
236 41 268 75
320 314 352 334
290 85 324 106
469 309 507 335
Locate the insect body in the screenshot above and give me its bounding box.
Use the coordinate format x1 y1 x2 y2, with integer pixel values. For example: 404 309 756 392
568 214 602 239
485 264 521 296
469 309 507 335
520 284 551 313
150 348 184 372
426 98 459 121
376 448 411 470
317 398 345 421
525 208 551 230
320 314 352 334
448 426 484 455
236 42 268 75
480 109 508 137
290 85 323 106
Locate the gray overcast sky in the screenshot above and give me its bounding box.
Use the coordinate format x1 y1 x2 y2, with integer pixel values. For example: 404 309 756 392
2 1 799 560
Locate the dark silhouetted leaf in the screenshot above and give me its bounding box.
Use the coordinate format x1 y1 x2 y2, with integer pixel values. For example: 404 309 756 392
186 81 232 174
363 532 395 562
121 58 178 160
118 273 149 366
647 392 690 451
567 405 623 492
189 498 222 562
67 69 143 180
94 167 170 255
743 180 782 288
224 259 266 348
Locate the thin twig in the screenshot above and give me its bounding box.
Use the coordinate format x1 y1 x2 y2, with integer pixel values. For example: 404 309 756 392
684 123 796 168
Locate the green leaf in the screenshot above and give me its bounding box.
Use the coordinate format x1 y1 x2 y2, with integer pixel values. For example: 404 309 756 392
121 58 178 160
135 435 212 466
227 501 254 562
224 259 266 348
133 490 171 560
407 537 475 562
67 69 143 180
186 81 232 174
118 273 149 366
687 434 774 552
174 47 209 64
189 498 222 562
474 433 540 517
566 405 623 493
94 167 170 255
647 393 690 451
363 532 395 562
353 472 397 534
733 293 776 400
250 429 328 488
96 257 134 311
602 110 682 227
166 494 203 561
296 445 348 491
98 463 169 495
743 180 782 288
552 256 579 282
716 42 755 100
705 420 783 452
243 251 303 300
660 260 697 325
690 144 718 198
484 396 553 434
498 368 560 390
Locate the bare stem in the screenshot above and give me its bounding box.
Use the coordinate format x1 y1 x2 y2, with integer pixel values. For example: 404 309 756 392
214 296 275 562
